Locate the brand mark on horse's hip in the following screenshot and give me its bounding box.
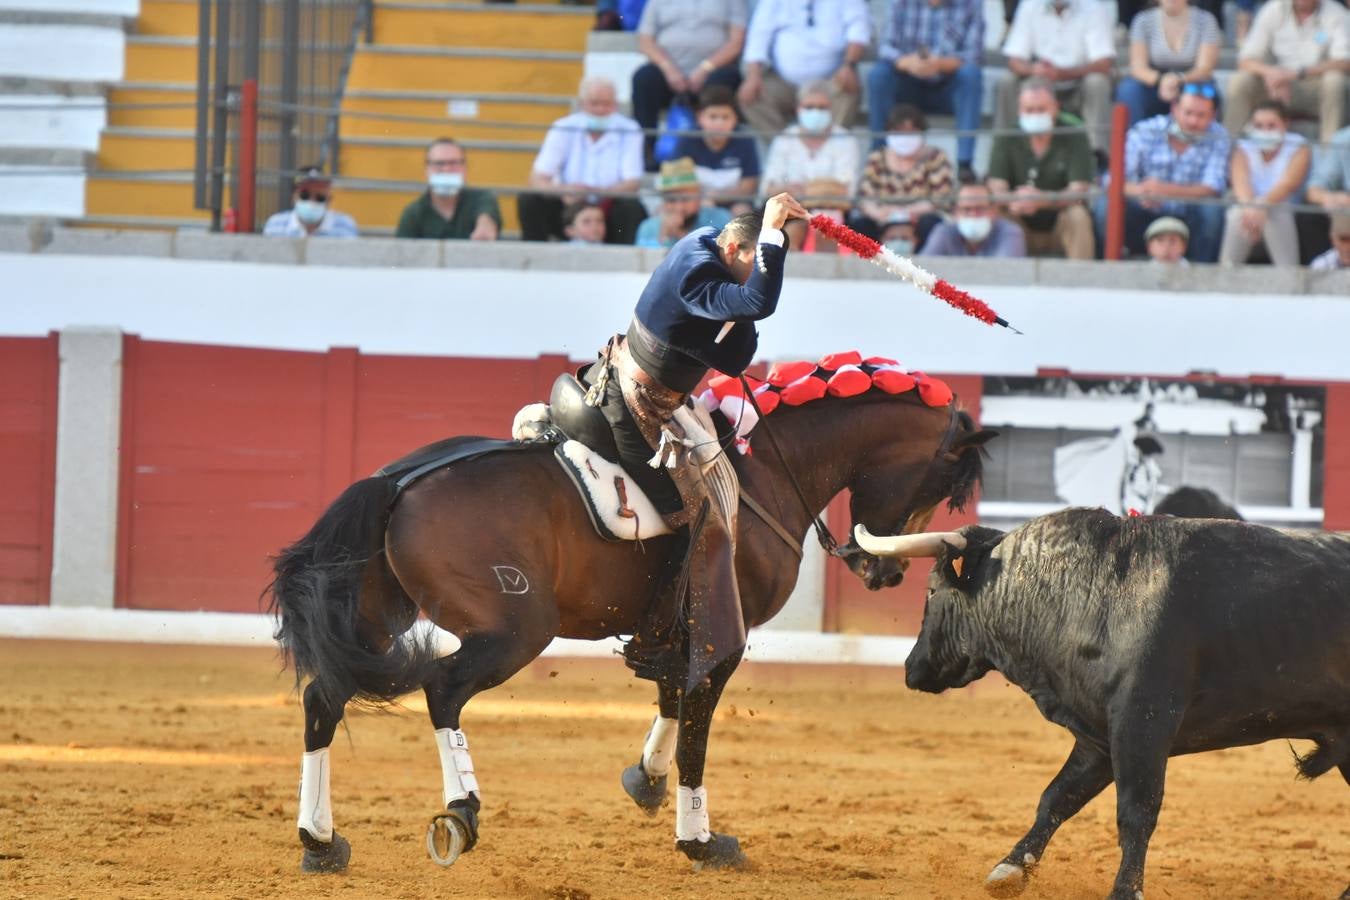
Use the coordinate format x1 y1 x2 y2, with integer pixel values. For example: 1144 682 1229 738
492 565 530 595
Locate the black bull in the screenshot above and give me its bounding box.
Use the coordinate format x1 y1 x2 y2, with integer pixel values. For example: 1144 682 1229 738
858 507 1350 900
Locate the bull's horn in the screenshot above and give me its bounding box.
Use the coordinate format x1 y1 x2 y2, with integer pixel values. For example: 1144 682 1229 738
853 525 967 558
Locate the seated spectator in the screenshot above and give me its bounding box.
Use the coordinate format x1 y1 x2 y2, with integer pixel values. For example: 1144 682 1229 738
1145 215 1190 264
852 103 953 248
635 157 733 249
633 0 747 171
395 138 501 240
1309 212 1350 269
996 0 1115 156
1219 101 1311 267
519 77 646 244
673 85 760 214
1223 0 1350 145
920 181 1028 257
263 166 357 238
867 0 984 180
563 200 607 245
761 81 862 247
738 0 871 138
878 209 919 256
1092 82 1231 262
988 79 1096 259
1116 0 1222 127
1308 124 1350 210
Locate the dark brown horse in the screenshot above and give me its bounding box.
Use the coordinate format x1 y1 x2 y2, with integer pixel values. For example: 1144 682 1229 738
267 386 994 874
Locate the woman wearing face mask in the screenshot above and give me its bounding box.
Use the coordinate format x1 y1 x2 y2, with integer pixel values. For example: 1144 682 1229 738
852 103 953 250
760 82 861 248
1218 100 1310 267
1116 0 1221 127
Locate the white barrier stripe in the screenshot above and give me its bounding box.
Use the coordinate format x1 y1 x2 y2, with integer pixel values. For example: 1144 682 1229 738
0 606 915 667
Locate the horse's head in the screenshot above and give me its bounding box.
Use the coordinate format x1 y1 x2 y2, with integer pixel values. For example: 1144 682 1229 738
840 407 997 590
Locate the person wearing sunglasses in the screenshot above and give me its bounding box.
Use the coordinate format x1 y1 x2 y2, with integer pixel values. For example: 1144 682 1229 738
1223 0 1349 146
262 167 358 238
1093 80 1230 263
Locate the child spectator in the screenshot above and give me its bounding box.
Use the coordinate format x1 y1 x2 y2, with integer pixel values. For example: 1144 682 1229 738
1116 0 1222 126
1309 213 1350 269
1144 216 1189 264
1092 82 1230 263
1219 100 1311 267
920 181 1028 257
673 85 760 214
563 200 607 245
987 79 1096 259
852 103 952 248
878 209 919 257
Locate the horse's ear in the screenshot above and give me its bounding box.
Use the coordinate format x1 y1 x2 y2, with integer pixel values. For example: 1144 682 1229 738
956 428 999 450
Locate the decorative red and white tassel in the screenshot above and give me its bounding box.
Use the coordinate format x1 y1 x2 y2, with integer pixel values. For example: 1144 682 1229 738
808 215 1022 333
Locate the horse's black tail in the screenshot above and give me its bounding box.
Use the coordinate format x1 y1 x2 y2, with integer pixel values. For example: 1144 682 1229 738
265 476 439 713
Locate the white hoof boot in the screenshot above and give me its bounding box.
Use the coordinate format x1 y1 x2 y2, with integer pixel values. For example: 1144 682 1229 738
985 857 1032 897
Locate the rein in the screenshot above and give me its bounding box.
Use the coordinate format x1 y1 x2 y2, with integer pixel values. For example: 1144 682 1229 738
738 375 965 563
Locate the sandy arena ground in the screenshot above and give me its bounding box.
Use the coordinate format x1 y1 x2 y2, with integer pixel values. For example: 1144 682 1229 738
0 639 1345 899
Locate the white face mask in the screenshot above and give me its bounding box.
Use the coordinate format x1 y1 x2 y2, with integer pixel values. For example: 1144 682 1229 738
1248 128 1284 151
1019 112 1054 134
886 133 924 156
1167 120 1206 144
428 171 464 196
885 238 915 257
585 113 613 132
797 108 832 133
956 216 992 243
294 199 326 225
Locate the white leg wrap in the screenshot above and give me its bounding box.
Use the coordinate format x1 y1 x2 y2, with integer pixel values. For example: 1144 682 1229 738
434 727 479 805
675 785 710 843
642 716 677 777
296 747 333 842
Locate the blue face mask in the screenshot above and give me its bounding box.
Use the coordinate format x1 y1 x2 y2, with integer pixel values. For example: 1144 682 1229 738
797 107 832 133
428 171 464 196
294 199 326 225
885 238 915 257
586 113 613 132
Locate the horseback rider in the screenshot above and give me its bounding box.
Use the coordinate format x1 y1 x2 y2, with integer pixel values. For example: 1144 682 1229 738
584 192 809 690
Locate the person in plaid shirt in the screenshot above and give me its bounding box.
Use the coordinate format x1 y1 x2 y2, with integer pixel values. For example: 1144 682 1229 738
867 0 985 180
1092 82 1231 262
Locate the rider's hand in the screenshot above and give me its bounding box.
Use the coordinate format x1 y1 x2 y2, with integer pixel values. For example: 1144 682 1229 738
764 193 809 230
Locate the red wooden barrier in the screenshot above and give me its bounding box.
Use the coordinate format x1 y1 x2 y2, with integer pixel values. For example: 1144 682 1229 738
0 335 59 605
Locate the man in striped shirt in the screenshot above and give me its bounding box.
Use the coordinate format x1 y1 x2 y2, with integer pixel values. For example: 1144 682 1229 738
867 0 985 180
1092 82 1231 262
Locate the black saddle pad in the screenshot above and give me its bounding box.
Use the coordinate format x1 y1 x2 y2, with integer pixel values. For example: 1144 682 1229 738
375 435 548 494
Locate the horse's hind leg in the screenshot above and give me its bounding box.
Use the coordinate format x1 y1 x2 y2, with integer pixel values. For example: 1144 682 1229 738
296 681 353 873
421 627 553 867
621 678 682 815
673 649 747 871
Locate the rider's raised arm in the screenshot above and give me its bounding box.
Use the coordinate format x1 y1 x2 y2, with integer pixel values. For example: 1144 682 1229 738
679 227 787 322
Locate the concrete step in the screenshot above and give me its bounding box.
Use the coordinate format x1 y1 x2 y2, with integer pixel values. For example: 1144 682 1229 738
373 2 591 51
0 94 106 151
96 125 197 171
85 170 207 218
107 82 195 128
340 134 535 186
0 75 103 95
340 90 565 141
0 9 129 28
0 23 127 82
347 44 582 95
136 0 199 38
0 146 90 165
124 35 196 83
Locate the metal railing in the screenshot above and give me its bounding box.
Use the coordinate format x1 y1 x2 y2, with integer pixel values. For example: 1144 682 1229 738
193 0 372 232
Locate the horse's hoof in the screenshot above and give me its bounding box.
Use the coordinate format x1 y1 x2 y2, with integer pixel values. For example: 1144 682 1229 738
678 832 748 871
426 799 479 867
299 829 351 874
621 762 667 817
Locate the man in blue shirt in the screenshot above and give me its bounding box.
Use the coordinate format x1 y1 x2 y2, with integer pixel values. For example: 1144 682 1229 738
589 192 806 699
867 0 986 179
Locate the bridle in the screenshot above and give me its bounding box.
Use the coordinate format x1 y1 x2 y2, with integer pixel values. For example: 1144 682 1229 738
738 375 965 565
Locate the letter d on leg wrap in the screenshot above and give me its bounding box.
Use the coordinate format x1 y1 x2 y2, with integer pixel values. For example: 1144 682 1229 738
434 728 479 805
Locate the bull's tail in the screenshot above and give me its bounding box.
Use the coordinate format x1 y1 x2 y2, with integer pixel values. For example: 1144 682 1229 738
1290 733 1350 781
264 476 438 713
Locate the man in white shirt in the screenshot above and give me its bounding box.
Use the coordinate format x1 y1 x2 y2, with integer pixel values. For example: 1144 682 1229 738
737 0 872 138
261 167 358 238
995 0 1116 154
1224 0 1350 144
519 76 648 244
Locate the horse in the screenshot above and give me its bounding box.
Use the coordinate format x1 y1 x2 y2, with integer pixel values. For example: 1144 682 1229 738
267 380 995 874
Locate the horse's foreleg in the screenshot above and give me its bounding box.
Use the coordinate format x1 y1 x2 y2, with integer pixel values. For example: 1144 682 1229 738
621 679 681 815
673 648 747 871
422 629 552 867
296 681 353 873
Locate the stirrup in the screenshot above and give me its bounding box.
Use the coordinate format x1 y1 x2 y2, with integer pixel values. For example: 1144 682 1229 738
622 635 686 684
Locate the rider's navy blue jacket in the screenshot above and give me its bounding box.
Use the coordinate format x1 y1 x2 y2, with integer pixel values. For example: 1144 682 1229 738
632 226 788 380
